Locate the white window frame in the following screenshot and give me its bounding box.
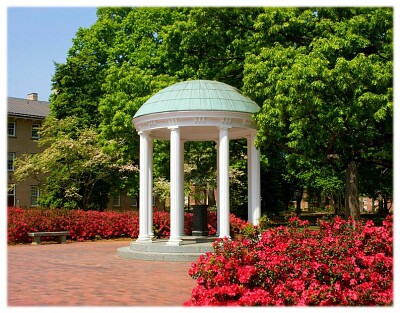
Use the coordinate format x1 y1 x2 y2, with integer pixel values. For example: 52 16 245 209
8 152 16 171
30 186 40 207
8 185 15 196
31 123 41 139
8 122 16 137
8 185 16 207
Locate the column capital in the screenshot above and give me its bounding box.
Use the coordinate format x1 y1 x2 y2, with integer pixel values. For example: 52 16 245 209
138 130 151 137
219 125 232 130
167 125 180 131
246 129 257 139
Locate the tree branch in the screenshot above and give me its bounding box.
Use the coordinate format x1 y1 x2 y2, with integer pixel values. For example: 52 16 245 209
358 158 392 168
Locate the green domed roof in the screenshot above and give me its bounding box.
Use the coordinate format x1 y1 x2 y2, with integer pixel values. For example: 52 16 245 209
134 80 260 118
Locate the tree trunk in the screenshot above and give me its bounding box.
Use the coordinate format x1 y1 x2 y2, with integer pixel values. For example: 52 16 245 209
336 190 345 215
383 195 389 215
332 192 339 215
344 161 360 221
296 189 303 217
377 194 384 214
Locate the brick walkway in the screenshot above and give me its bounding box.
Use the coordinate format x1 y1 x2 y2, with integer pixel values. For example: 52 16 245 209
8 240 197 306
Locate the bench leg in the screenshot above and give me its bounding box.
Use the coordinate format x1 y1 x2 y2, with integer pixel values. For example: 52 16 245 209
31 236 41 245
58 235 67 244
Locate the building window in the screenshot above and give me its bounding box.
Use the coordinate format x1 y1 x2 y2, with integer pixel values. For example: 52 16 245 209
8 185 15 196
131 196 138 207
8 185 15 207
30 186 40 207
8 122 16 137
8 153 16 171
113 193 121 207
31 124 41 139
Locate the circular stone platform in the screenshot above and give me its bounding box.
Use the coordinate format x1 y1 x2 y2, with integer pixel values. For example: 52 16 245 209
117 236 217 262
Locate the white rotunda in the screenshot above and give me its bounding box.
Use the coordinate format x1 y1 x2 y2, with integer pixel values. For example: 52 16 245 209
132 79 261 247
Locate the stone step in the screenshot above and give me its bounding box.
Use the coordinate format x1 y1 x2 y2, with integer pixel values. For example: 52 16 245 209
130 240 214 254
182 235 218 243
117 238 218 262
117 246 210 262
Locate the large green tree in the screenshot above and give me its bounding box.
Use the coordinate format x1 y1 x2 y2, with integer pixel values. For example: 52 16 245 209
160 7 263 87
14 116 136 210
96 7 184 194
50 7 263 209
45 7 392 218
50 9 122 126
243 8 393 220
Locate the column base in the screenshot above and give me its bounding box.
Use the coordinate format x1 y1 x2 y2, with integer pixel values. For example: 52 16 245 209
136 235 152 243
166 237 182 246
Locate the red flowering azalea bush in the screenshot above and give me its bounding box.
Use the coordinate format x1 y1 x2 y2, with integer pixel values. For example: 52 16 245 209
63 210 140 241
185 215 393 306
7 207 140 243
8 207 247 244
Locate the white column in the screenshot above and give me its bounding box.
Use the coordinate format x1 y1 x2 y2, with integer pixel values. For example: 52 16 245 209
247 136 253 224
167 126 183 245
250 132 261 225
218 126 230 238
179 140 185 236
215 141 220 236
137 131 151 242
148 136 154 238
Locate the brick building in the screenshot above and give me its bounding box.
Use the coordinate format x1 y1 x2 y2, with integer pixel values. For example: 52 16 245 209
7 93 137 210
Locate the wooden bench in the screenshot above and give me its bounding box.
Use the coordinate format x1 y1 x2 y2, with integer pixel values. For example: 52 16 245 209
28 231 70 245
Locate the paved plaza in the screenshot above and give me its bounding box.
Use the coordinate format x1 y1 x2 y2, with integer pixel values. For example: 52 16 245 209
8 240 197 306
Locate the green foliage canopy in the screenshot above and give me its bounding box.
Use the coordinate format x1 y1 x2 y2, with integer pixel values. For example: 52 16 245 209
42 7 393 216
14 116 137 210
243 8 393 218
